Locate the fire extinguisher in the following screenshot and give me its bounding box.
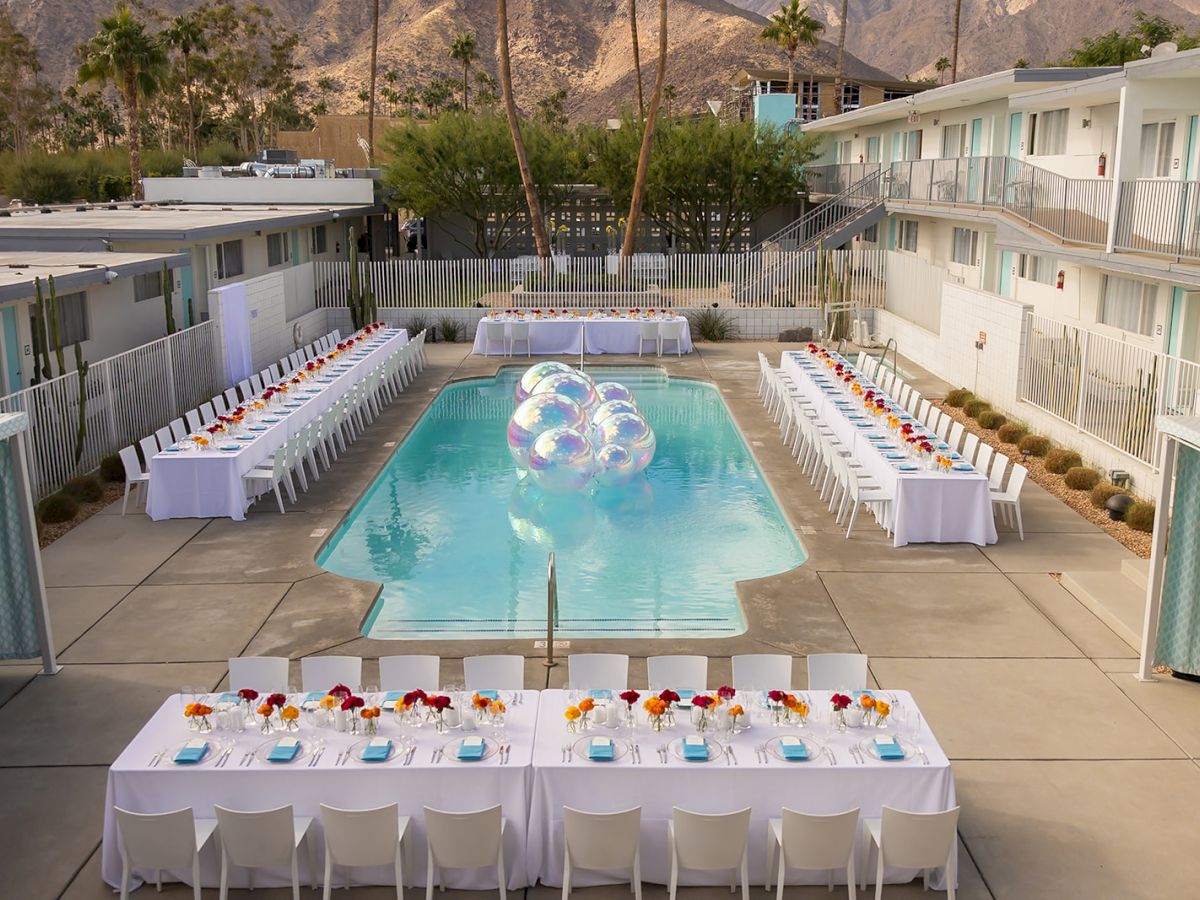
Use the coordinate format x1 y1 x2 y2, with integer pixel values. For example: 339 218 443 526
1057 270 1066 290
1098 152 1107 176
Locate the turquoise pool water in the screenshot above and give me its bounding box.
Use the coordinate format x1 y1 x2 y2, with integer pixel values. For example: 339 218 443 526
318 367 806 639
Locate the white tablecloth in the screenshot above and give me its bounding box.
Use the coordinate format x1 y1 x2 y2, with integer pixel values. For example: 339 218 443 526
102 691 537 890
472 315 692 355
146 329 408 521
781 351 997 547
527 690 955 889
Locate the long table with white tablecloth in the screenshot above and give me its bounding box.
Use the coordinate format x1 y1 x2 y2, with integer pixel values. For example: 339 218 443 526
146 328 408 521
471 314 692 355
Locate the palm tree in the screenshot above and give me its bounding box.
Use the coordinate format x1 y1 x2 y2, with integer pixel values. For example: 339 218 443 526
449 33 477 111
834 0 849 113
316 75 338 110
629 0 645 119
662 83 677 117
401 85 418 117
366 0 380 164
622 0 668 259
934 55 950 83
759 0 824 95
950 0 963 83
77 3 166 201
162 12 206 157
496 0 551 260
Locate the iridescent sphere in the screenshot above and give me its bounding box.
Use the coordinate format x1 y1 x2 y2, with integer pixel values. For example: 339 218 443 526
595 412 656 473
592 399 640 428
593 442 637 488
528 427 596 492
594 382 636 406
514 361 574 403
507 394 588 469
531 371 600 413
507 482 595 547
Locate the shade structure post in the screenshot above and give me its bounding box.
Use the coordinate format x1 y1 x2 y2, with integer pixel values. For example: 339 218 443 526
1139 434 1178 682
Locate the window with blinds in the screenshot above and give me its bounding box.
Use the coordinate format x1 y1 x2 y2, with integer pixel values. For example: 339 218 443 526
950 227 978 265
1030 109 1068 155
1099 275 1157 336
30 290 88 347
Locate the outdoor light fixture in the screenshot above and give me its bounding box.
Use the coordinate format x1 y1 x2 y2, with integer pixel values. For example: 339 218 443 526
1110 469 1131 487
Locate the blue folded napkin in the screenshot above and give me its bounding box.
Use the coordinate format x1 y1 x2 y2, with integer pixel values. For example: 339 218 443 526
268 738 301 763
457 737 486 760
896 463 918 471
779 737 809 761
953 463 974 471
476 689 500 700
262 417 280 424
219 444 239 452
884 452 906 460
847 415 864 421
300 691 325 710
216 692 238 704
174 740 210 764
855 422 872 429
587 689 613 700
936 442 950 449
853 690 874 699
165 447 183 453
948 453 962 460
284 402 302 408
588 737 615 761
277 410 292 416
236 435 254 442
874 736 905 760
675 689 696 705
682 737 709 761
381 690 404 710
361 738 393 762
867 433 886 440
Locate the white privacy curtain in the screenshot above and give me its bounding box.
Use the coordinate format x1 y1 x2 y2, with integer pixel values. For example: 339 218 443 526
213 282 252 386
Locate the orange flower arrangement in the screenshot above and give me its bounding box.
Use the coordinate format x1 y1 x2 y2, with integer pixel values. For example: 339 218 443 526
472 693 491 710
360 706 381 720
488 700 507 716
887 415 900 429
257 703 273 718
191 436 209 446
729 704 745 719
859 694 876 711
183 702 213 718
577 697 595 714
874 700 890 719
642 696 668 716
280 705 300 721
564 705 582 721
318 695 337 711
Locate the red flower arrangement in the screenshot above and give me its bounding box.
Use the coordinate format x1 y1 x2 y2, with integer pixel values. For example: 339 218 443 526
237 688 259 702
329 683 353 699
403 689 427 707
336 342 347 350
618 689 641 705
831 693 852 711
717 685 736 701
425 694 453 712
267 692 287 708
919 440 934 453
691 695 714 710
767 689 787 704
901 423 914 435
306 361 316 371
340 695 365 712
807 342 819 353
658 689 681 704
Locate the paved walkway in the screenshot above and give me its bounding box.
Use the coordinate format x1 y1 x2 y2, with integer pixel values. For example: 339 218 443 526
2 340 1193 900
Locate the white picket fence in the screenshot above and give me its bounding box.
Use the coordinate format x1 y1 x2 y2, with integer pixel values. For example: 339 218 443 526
0 323 219 499
314 251 887 310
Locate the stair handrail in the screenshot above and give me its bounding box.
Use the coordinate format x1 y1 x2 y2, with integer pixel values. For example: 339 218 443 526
753 169 886 253
544 552 559 669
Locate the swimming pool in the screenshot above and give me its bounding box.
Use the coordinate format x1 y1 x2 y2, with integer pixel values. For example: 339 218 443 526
318 366 807 640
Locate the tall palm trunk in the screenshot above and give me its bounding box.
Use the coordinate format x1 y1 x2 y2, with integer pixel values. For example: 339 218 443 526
496 0 551 260
621 0 667 259
124 76 143 200
183 51 196 157
834 0 848 113
462 60 470 110
367 0 380 164
786 48 795 95
630 0 645 120
950 0 962 83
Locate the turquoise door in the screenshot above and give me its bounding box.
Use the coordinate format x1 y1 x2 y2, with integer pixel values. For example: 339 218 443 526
966 117 984 201
998 251 1014 298
1 306 21 394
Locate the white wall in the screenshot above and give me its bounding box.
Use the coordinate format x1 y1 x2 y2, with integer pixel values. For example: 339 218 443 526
144 177 375 206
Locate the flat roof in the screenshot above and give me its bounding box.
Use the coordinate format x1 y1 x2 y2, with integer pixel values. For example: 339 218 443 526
0 203 376 243
0 251 190 303
731 68 921 92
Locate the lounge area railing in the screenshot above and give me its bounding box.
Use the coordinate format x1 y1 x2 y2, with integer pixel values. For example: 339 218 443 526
803 163 881 197
1114 178 1200 262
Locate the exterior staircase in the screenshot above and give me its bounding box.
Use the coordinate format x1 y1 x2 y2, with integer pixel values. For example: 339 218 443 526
1060 557 1149 651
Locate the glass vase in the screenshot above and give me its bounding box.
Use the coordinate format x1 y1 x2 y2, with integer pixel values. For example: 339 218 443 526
365 717 378 736
433 712 447 735
260 717 273 735
834 709 848 733
649 715 665 733
195 716 213 734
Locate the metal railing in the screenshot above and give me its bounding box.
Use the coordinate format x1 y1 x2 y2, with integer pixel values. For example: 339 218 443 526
0 322 219 498
1020 313 1200 466
1114 178 1200 262
544 552 560 669
804 163 881 196
887 156 1113 247
754 170 886 253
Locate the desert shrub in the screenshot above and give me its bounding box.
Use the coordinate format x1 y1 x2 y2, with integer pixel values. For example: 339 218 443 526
438 316 462 342
62 475 103 503
1125 501 1156 533
406 315 429 338
38 492 79 524
1045 448 1083 474
691 308 739 342
944 388 973 407
976 410 1007 430
963 399 991 419
2 153 79 204
1063 467 1102 491
997 421 1028 444
100 454 125 482
1018 434 1051 456
1090 482 1126 509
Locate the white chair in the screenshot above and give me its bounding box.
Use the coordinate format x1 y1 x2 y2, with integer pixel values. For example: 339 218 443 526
215 805 315 900
184 409 203 432
424 806 506 900
223 387 240 410
961 433 980 465
731 654 793 691
155 425 174 449
567 653 630 690
562 807 642 900
484 321 506 356
169 417 189 442
974 444 994 479
379 655 440 690
211 395 228 416
320 803 410 900
906 389 923 415
946 421 965 452
463 655 525 691
260 367 278 387
237 379 252 401
228 656 289 692
637 321 660 356
139 435 161 466
861 807 959 899
647 655 708 691
660 319 686 356
199 401 217 423
301 655 363 693
936 416 954 442
988 454 1010 492
807 653 868 691
991 462 1027 540
915 399 931 424
118 445 150 516
766 808 859 900
250 373 265 394
114 806 217 900
244 448 296 514
667 808 751 900
510 321 531 357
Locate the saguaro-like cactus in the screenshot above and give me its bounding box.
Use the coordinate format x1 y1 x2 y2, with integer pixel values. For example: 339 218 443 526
162 262 177 335
345 226 376 330
72 341 90 465
31 278 49 384
47 274 66 377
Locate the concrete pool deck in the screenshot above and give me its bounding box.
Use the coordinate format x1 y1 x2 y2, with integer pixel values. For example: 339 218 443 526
2 340 1194 899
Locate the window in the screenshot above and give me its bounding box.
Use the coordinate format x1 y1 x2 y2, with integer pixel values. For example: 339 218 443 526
1099 275 1157 336
1018 253 1055 285
899 129 922 161
862 223 879 243
1138 122 1176 177
266 232 290 267
883 88 915 101
30 290 88 347
941 124 966 159
840 83 861 112
865 136 880 164
133 270 162 302
1029 109 1068 155
798 81 820 122
950 227 978 265
215 240 243 280
839 140 853 163
898 219 919 252
311 225 327 255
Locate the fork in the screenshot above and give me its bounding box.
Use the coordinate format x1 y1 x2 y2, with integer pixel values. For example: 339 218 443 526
148 747 168 767
499 743 511 765
917 745 930 766
215 745 234 768
632 742 641 765
306 740 326 767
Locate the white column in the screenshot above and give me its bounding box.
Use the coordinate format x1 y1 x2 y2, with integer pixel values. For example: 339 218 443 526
1106 83 1147 253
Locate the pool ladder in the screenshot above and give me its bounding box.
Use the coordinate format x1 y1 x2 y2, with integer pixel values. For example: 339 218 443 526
544 552 560 669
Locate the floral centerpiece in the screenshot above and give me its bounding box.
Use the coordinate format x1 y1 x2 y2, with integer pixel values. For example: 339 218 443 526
642 696 669 732
872 699 891 728
424 694 453 733
618 689 640 727
657 690 680 727
360 706 382 735
256 702 275 734
728 704 746 732
236 688 259 723
183 702 214 733
691 694 714 733
767 689 788 726
280 705 300 732
341 695 366 734
831 693 852 732
487 699 507 727
401 689 428 726
575 697 596 730
783 694 809 727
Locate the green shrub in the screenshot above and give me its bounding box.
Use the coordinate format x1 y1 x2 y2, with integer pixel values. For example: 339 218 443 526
1063 467 1101 491
100 454 125 482
3 153 79 204
407 315 429 338
963 399 991 419
1125 501 1156 533
1045 448 1083 474
38 492 79 524
1018 434 1051 456
976 409 1007 430
997 421 1028 444
691 308 739 342
438 316 462 342
62 475 103 503
1090 482 1126 509
944 388 974 407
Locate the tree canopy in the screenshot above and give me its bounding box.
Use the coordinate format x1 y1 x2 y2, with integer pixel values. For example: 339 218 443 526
1057 13 1199 66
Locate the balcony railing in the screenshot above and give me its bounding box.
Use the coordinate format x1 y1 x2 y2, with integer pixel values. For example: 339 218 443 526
886 156 1113 247
1114 179 1200 262
804 163 881 196
757 170 886 253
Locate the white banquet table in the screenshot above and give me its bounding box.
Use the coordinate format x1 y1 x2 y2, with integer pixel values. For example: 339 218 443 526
781 350 997 547
101 691 536 891
472 314 692 355
146 328 408 521
527 689 956 890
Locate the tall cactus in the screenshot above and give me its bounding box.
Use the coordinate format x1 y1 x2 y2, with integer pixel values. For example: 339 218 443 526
72 341 90 466
46 274 65 377
31 277 49 384
162 261 177 335
345 226 375 330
